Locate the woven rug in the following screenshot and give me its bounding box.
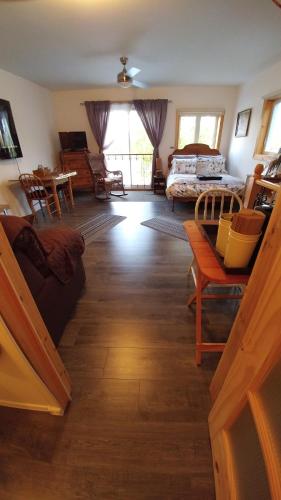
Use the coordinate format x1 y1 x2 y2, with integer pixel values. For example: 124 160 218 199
75 213 126 246
141 217 188 241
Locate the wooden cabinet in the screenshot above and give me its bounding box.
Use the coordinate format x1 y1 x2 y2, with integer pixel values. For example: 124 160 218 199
60 151 93 191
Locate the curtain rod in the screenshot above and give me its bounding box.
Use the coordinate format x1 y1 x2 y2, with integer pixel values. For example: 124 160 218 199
80 100 172 105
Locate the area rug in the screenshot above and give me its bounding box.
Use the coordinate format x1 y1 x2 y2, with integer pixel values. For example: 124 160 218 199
75 213 126 246
141 217 188 241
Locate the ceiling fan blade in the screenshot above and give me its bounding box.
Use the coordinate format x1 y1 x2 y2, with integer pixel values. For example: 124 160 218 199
127 67 141 78
132 80 148 89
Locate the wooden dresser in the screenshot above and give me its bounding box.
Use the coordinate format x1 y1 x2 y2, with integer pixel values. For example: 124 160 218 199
60 151 93 191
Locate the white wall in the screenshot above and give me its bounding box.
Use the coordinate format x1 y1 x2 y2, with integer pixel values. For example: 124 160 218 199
0 68 59 214
53 85 238 174
228 59 281 180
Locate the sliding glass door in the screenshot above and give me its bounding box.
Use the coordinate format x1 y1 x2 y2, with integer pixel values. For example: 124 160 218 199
104 103 153 189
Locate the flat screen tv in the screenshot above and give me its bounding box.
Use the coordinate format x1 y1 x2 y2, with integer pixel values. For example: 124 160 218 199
0 99 23 159
59 131 88 151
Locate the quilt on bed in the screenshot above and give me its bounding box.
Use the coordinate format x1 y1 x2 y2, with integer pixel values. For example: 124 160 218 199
166 173 245 200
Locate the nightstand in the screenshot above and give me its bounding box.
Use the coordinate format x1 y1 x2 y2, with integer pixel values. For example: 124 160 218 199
153 174 166 194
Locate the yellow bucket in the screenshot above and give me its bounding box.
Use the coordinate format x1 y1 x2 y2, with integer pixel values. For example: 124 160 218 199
224 228 261 268
216 213 233 257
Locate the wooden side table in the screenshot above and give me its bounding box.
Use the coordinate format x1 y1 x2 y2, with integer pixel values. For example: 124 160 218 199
183 220 249 365
153 174 166 194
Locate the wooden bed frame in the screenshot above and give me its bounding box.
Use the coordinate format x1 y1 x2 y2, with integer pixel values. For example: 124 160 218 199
167 143 221 211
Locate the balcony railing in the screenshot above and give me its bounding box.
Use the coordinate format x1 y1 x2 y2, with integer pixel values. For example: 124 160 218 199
105 154 153 189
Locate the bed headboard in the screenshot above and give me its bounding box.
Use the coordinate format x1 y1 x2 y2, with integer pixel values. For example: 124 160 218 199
168 143 221 169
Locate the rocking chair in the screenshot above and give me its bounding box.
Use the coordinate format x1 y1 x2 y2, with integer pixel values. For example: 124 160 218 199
86 153 127 199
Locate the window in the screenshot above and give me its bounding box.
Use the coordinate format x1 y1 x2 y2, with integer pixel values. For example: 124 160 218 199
264 100 281 154
176 111 224 149
104 103 153 188
255 97 281 158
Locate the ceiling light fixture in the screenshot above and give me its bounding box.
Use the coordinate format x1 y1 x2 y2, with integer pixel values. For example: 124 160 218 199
117 57 133 88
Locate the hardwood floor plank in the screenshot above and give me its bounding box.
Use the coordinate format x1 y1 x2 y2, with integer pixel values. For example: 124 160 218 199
0 196 237 499
76 321 195 348
103 347 198 380
0 457 215 500
51 421 212 473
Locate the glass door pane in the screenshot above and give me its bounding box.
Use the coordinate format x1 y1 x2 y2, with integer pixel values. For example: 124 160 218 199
259 359 281 463
228 403 271 500
104 105 153 189
104 104 130 186
129 109 153 188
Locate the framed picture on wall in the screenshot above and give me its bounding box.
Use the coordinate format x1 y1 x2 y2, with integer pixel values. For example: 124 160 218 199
235 108 252 137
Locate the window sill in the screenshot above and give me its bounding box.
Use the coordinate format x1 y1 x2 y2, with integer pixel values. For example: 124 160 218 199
253 153 278 162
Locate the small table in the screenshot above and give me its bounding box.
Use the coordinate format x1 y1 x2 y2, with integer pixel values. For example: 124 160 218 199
184 220 249 365
40 171 77 217
153 174 166 194
10 171 77 218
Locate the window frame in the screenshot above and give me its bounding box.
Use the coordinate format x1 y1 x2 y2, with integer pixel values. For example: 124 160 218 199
254 97 281 160
175 109 224 150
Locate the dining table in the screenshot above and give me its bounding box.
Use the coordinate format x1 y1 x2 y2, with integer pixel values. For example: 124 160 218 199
10 171 77 218
39 171 77 217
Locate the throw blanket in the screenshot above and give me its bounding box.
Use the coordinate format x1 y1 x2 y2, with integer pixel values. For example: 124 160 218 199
38 227 85 284
0 215 85 284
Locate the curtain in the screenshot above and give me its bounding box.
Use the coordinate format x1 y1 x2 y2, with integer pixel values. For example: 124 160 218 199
133 99 168 183
85 101 111 153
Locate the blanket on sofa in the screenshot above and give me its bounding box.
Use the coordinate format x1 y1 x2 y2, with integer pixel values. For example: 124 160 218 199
0 215 85 284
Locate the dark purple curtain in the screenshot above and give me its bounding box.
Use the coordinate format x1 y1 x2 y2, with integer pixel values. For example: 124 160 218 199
133 99 168 183
85 101 111 153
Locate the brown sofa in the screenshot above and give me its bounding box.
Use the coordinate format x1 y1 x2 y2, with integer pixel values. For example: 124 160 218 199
0 215 85 346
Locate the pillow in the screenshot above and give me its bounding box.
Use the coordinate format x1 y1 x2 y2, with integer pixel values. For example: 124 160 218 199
196 156 226 175
171 157 197 174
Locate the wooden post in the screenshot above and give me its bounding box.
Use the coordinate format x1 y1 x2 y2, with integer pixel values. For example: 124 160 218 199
243 163 264 208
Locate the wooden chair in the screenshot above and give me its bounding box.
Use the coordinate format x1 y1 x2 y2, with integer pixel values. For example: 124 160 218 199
187 189 244 364
19 174 58 220
86 153 127 199
195 187 243 220
190 187 242 266
191 188 243 272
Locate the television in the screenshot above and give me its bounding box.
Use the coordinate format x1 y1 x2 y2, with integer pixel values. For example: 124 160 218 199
0 99 23 160
59 131 88 151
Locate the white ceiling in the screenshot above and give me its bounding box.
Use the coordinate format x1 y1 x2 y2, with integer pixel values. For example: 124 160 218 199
0 0 281 90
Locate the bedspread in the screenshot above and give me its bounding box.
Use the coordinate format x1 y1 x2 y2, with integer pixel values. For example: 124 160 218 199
166 173 245 200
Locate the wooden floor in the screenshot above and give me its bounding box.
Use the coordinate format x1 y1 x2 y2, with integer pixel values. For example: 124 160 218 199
0 194 239 499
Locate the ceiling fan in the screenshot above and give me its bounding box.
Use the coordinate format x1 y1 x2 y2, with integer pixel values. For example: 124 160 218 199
117 57 148 89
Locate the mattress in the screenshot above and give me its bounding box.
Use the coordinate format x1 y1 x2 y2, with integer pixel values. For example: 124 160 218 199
166 173 245 200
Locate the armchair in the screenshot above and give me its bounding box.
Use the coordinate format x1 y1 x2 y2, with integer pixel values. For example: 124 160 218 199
86 153 127 199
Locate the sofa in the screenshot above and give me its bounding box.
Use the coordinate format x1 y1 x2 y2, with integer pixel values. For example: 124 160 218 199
0 215 85 346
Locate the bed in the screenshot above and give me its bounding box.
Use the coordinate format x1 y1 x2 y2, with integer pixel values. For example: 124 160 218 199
165 144 245 211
